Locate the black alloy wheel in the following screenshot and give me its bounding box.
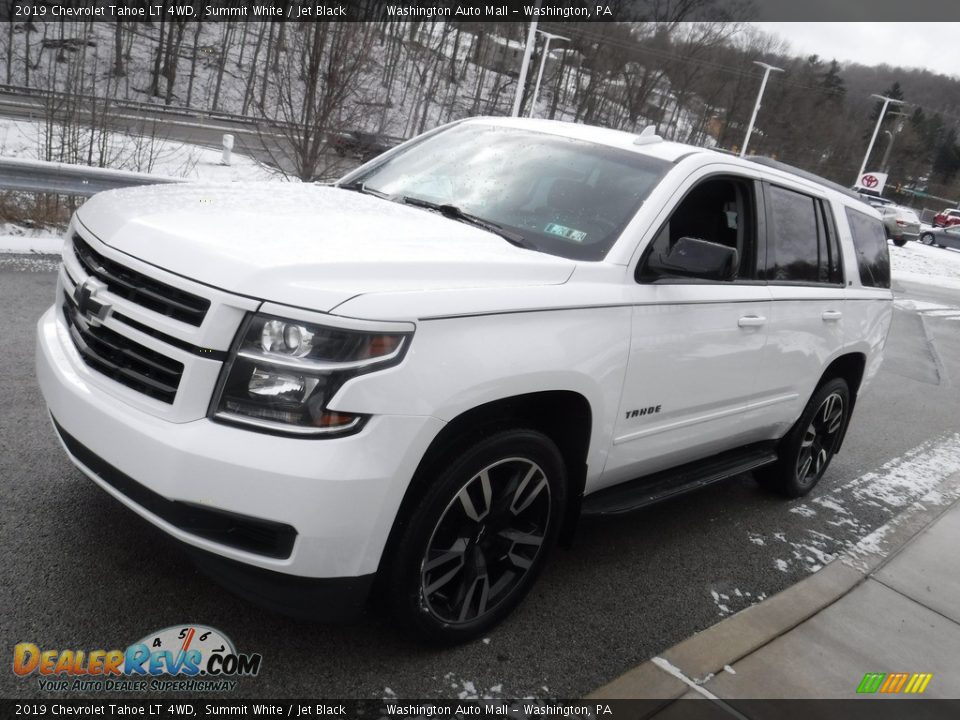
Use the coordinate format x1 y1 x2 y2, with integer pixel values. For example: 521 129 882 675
385 429 566 644
421 456 551 624
756 377 850 498
794 390 845 489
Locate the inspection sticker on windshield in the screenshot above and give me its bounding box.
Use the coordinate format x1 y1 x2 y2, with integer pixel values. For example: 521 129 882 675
544 223 588 242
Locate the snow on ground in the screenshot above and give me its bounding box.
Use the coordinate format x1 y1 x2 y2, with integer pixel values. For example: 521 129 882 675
0 117 276 182
890 240 960 291
717 433 960 617
1 117 280 253
764 433 960 577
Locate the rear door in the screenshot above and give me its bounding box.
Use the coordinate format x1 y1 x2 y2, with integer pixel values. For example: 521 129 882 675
746 183 846 438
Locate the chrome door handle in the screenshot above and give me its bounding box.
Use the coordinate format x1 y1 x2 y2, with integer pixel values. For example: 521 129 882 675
822 310 843 322
738 315 767 328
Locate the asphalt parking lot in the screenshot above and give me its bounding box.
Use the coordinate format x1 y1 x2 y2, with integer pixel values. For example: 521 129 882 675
3 254 960 700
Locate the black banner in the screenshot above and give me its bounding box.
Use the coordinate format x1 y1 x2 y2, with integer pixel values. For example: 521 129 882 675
4 0 960 23
4 699 960 720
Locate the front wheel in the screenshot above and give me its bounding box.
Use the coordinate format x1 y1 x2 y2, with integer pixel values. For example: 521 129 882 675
921 232 936 245
385 429 567 645
756 378 850 498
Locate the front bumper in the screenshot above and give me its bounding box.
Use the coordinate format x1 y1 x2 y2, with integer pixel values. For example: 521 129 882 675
36 305 444 584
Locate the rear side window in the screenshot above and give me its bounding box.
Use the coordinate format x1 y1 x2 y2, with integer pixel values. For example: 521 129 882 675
764 185 843 285
845 207 891 288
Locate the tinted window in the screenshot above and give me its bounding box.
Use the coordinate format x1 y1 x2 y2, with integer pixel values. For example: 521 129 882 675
845 207 891 289
765 185 841 285
347 124 671 261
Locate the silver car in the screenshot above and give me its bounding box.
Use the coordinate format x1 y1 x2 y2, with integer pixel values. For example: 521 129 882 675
919 225 960 251
880 205 921 246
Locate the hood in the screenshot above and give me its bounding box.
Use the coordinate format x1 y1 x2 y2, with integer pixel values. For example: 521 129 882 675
76 183 575 313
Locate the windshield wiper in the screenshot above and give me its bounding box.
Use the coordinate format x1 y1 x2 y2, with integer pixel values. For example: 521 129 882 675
399 196 538 251
338 180 389 199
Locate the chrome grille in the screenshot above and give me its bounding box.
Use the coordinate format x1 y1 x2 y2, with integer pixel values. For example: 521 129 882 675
72 234 210 326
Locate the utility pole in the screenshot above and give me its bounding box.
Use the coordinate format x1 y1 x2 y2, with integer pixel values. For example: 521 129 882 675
857 94 904 185
528 30 569 118
740 61 783 158
511 0 541 117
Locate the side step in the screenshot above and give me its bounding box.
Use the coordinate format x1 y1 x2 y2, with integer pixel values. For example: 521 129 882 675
581 442 778 516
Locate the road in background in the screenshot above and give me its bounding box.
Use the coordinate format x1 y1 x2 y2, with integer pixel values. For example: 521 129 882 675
1 257 960 700
0 91 360 180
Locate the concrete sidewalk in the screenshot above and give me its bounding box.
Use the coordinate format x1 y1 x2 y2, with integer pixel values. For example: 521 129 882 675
590 472 960 714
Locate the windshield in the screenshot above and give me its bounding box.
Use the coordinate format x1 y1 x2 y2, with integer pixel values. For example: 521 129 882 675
342 123 671 261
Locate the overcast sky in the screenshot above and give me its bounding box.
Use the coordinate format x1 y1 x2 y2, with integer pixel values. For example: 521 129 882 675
749 23 960 78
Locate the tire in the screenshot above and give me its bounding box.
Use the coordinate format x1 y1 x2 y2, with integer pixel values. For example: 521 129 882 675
892 237 907 247
921 232 936 245
756 378 850 498
384 429 567 645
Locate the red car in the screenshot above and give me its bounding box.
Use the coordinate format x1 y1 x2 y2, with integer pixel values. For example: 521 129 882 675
933 208 960 227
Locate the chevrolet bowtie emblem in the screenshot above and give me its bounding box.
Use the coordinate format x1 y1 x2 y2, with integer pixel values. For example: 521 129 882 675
73 278 111 326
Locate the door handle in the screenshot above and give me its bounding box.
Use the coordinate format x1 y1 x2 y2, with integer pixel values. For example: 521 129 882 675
822 310 843 322
738 315 767 328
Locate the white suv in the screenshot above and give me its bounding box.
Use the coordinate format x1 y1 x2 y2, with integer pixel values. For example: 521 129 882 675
36 118 893 643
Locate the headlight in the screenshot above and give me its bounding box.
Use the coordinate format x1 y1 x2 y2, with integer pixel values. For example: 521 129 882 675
209 313 411 437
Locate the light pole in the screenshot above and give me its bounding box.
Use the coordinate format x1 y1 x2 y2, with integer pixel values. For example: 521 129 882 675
857 94 904 185
528 30 569 118
740 61 783 158
511 0 541 117
880 115 906 175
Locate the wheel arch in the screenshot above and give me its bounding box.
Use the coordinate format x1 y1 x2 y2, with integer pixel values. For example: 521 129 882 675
376 390 593 579
818 351 866 452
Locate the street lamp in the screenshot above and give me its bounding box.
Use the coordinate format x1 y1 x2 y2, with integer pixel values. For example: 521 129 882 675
528 30 569 118
740 61 783 157
856 94 904 185
511 0 542 117
880 114 906 175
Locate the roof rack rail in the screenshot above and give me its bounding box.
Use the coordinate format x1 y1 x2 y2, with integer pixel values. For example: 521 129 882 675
746 156 861 201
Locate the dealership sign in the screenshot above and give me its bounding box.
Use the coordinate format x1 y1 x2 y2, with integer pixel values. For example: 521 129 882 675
856 171 888 193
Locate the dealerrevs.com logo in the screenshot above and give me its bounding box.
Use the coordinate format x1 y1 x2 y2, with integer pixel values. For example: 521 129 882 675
13 625 262 693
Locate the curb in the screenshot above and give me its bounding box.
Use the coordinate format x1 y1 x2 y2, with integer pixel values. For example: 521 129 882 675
588 470 960 704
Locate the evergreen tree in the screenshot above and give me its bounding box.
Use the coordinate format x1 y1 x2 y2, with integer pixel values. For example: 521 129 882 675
820 60 845 101
932 126 960 183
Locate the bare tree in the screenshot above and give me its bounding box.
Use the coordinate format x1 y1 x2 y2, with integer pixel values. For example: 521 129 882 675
258 23 375 181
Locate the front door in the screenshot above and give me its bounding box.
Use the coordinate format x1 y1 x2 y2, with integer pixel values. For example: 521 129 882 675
601 171 772 488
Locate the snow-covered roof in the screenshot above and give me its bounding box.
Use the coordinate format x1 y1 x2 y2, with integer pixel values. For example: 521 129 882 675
462 116 705 163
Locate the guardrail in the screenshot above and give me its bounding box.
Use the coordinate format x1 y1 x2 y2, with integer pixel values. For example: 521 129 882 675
0 83 266 128
0 157 184 196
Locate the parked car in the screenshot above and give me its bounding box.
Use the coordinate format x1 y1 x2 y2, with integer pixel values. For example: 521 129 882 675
330 130 398 162
857 192 894 209
932 208 960 227
879 205 921 246
919 225 960 250
36 118 893 644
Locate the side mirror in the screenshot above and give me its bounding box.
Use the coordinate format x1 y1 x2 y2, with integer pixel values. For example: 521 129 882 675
659 237 738 282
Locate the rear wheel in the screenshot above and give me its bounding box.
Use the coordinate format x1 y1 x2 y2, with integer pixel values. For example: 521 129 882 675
921 232 936 245
756 378 849 498
385 429 567 645
892 237 907 247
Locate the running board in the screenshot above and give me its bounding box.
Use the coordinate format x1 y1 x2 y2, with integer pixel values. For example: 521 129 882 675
582 442 778 516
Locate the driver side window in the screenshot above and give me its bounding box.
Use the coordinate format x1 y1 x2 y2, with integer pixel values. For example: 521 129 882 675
637 176 758 284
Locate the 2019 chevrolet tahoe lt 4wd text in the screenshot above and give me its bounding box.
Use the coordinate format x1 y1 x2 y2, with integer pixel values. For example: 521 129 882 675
36 118 893 644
